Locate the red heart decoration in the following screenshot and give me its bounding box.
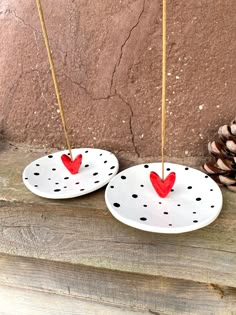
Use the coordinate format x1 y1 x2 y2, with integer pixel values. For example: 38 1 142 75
150 171 176 198
61 154 83 175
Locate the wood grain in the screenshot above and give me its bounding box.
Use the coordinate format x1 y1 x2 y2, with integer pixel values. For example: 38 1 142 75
0 254 235 315
0 285 149 315
0 199 235 287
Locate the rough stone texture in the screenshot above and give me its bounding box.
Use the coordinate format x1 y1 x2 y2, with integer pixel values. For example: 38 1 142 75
0 0 236 160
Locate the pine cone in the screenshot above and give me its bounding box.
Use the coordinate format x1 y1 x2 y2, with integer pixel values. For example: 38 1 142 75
202 119 236 192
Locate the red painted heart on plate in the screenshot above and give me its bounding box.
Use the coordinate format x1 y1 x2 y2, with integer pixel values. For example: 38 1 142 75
61 154 83 175
150 171 176 198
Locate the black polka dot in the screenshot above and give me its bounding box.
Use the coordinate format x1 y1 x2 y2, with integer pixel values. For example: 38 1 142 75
159 202 162 204
121 176 126 180
211 205 215 208
187 186 192 189
99 153 103 156
93 172 98 176
64 177 69 180
193 212 196 214
25 178 28 180
94 181 99 183
34 173 40 176
110 166 115 170
185 167 189 170
164 212 168 215
205 175 209 178
132 194 138 198
110 186 114 189
177 204 181 207
75 182 80 185
169 224 172 226
193 220 198 223
166 168 171 171
143 204 147 207
113 203 120 208
108 173 113 176
85 150 89 153
48 155 53 158
140 217 147 221
52 168 56 171
67 152 70 156
171 189 174 192
55 183 59 185
80 189 85 191
210 189 213 191
85 164 89 168
48 178 51 180
104 161 107 164
54 189 61 192
196 198 201 201
64 186 67 188
36 164 40 166
34 185 38 187
140 185 144 187
144 165 149 168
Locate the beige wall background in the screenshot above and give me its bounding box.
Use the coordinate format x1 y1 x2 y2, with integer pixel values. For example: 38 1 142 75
0 0 235 160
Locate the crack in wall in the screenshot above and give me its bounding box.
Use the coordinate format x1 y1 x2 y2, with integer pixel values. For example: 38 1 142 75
13 10 38 33
57 74 140 156
12 10 67 56
110 0 146 94
116 92 140 158
62 74 115 101
60 74 140 157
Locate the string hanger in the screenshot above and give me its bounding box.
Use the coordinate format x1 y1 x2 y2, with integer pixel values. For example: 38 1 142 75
36 0 73 160
161 0 167 180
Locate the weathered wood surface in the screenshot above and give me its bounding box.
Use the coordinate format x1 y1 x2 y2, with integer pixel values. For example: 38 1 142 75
0 253 236 315
0 143 236 314
0 198 236 289
0 285 150 315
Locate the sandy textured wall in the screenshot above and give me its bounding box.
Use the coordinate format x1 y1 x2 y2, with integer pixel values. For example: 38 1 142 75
0 0 235 159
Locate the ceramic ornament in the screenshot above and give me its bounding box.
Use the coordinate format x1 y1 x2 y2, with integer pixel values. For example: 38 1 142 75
61 153 83 174
23 1 120 199
105 0 223 233
105 163 223 234
150 171 176 198
23 148 119 199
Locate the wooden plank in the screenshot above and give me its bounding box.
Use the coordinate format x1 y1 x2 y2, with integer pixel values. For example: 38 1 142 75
0 200 235 287
0 254 235 315
0 285 148 315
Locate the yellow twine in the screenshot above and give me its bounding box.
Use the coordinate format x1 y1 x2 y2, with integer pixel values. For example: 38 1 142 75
36 0 73 160
161 0 167 180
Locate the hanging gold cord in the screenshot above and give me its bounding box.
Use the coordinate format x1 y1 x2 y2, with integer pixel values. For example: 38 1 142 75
161 0 167 180
36 0 73 160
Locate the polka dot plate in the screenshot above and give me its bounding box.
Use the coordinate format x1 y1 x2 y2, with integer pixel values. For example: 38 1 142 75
23 148 119 199
105 163 223 234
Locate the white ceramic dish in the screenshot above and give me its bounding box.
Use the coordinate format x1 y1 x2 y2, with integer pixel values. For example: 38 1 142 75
23 148 119 199
105 163 223 234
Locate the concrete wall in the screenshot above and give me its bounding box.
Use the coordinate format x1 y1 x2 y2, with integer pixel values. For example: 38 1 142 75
0 0 235 159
